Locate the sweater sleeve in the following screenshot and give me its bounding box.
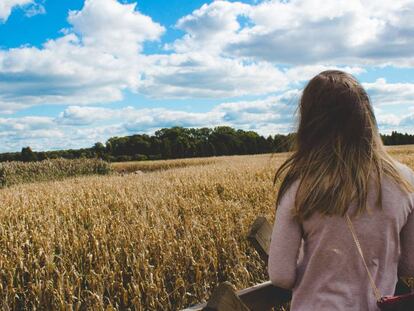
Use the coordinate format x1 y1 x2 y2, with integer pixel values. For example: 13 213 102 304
268 181 303 289
397 162 414 277
399 201 414 277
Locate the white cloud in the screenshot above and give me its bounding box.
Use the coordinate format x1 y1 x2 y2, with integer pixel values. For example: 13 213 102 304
0 90 298 151
123 107 223 132
376 112 414 134
213 90 300 129
0 0 32 22
68 0 164 56
1 0 414 152
170 1 250 54
0 116 54 131
4 0 413 113
376 113 401 127
139 52 289 98
400 114 414 127
0 0 164 113
0 114 127 151
363 78 414 106
57 106 116 125
170 0 414 66
136 0 414 100
24 1 45 18
1 79 414 152
0 116 64 151
285 65 366 85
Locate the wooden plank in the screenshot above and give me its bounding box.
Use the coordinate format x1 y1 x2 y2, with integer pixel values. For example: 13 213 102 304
236 281 291 310
202 282 250 311
181 302 206 311
247 216 272 261
181 281 291 311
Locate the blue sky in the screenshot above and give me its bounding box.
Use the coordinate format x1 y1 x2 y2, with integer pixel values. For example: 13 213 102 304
0 0 414 152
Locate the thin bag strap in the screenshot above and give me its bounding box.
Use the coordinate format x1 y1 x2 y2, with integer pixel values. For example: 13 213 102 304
345 214 382 301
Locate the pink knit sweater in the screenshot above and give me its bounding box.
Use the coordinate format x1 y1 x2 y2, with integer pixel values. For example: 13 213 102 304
268 160 414 311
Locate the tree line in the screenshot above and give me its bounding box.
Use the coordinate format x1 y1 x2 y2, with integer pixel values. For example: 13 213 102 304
0 128 412 163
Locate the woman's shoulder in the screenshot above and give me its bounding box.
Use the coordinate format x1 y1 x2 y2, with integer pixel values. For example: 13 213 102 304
392 160 414 185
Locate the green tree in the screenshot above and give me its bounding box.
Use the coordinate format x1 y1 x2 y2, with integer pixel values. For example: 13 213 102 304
21 146 37 162
93 142 106 158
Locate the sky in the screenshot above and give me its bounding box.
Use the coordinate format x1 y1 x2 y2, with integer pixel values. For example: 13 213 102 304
0 0 414 152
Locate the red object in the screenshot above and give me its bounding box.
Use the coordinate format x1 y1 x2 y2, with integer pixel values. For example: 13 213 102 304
377 292 414 311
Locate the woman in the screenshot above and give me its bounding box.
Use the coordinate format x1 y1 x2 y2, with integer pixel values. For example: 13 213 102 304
268 70 414 311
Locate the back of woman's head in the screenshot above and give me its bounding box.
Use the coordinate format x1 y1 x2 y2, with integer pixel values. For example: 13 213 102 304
274 70 414 222
298 70 375 151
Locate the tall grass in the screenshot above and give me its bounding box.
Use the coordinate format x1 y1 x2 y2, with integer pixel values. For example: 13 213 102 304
0 158 111 187
0 148 411 310
111 157 216 173
0 153 281 310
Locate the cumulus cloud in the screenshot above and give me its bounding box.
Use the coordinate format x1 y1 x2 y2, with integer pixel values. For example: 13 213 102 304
0 116 54 132
123 108 223 132
141 0 414 98
57 106 116 125
0 0 165 113
169 1 250 54
24 1 45 17
363 78 414 106
375 112 401 130
171 0 414 66
228 0 382 64
0 116 64 151
68 0 164 56
4 0 413 112
0 0 300 111
375 112 414 134
0 90 301 151
400 114 414 127
1 79 414 152
139 53 289 98
0 113 127 151
1 0 414 151
0 0 32 22
285 65 366 85
214 89 300 129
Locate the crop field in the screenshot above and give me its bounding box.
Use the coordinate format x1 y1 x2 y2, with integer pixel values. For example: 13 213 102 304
0 146 413 310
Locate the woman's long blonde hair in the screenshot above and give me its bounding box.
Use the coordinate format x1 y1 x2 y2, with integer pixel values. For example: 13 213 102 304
274 70 414 222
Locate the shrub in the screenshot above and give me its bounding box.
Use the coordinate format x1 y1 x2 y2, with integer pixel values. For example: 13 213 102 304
0 158 111 187
116 155 133 162
132 154 148 161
